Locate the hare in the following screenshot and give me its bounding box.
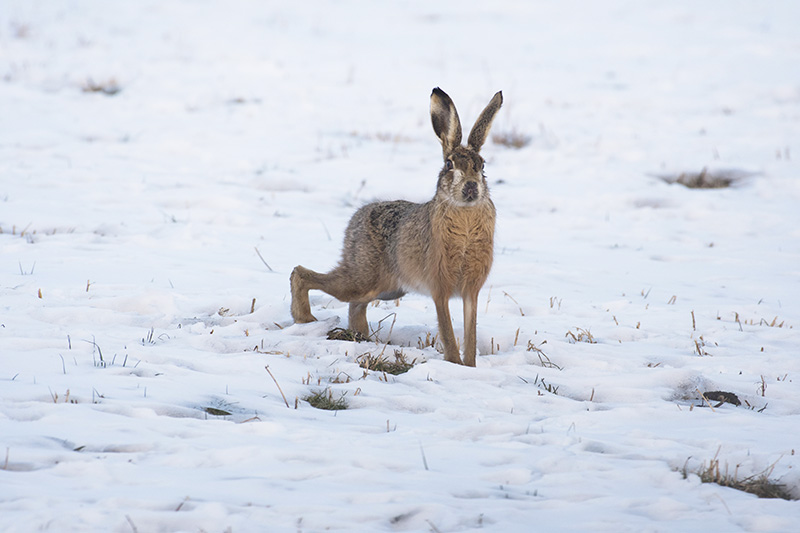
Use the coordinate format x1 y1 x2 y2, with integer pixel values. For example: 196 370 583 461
291 88 502 366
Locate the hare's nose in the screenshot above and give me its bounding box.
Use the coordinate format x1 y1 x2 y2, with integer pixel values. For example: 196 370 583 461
462 181 479 202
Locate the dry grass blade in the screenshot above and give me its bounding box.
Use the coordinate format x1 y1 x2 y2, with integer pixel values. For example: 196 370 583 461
254 246 274 272
265 365 290 408
502 291 524 316
565 327 596 344
417 332 438 350
696 390 717 412
125 515 139 533
526 340 561 370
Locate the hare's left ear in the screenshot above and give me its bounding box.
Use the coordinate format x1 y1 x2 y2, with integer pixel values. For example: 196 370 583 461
431 88 463 156
467 91 503 151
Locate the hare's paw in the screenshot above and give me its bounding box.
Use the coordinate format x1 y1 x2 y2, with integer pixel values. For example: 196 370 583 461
290 302 317 324
291 308 317 324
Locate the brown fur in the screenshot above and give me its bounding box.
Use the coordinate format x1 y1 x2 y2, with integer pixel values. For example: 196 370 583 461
291 88 502 366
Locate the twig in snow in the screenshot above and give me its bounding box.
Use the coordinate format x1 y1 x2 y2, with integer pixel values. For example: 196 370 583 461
125 515 139 533
376 313 397 356
254 247 274 272
175 497 189 512
419 442 429 471
319 219 331 241
696 389 717 412
85 336 105 367
502 291 524 316
265 366 290 408
18 261 36 275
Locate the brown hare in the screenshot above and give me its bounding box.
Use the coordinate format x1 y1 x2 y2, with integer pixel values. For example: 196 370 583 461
291 88 502 366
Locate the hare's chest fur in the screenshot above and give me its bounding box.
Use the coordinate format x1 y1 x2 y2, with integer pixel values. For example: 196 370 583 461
430 202 495 292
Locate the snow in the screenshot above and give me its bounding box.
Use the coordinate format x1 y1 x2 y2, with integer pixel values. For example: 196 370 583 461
2 1 800 531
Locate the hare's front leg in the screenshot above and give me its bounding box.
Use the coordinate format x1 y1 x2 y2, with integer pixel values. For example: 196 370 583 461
462 289 479 367
433 291 463 365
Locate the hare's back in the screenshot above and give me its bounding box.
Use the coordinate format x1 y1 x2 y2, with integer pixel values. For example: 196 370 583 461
346 200 419 242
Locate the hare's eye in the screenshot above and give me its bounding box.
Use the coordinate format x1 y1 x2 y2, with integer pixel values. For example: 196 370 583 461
445 159 453 171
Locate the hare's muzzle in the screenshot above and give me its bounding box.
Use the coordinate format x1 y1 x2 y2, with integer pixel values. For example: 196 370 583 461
462 180 479 202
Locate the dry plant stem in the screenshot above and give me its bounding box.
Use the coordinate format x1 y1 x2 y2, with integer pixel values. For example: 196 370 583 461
696 389 717 412
419 443 429 471
378 326 396 357
374 313 398 356
125 516 139 533
175 497 189 512
254 247 274 272
265 366 290 408
502 291 524 316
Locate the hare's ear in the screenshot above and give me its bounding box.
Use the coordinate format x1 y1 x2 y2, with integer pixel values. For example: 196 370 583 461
467 91 503 151
431 88 462 156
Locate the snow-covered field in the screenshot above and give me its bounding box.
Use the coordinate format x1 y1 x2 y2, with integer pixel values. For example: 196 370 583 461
2 1 800 531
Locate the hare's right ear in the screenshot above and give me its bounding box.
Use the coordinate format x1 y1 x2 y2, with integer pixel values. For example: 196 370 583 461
431 88 462 156
467 91 503 151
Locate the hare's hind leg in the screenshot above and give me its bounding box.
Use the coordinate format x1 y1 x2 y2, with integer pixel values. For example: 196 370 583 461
290 266 320 323
291 265 376 332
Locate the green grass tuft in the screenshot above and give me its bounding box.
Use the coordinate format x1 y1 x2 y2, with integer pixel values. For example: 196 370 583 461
357 350 416 375
304 388 348 410
327 328 368 342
